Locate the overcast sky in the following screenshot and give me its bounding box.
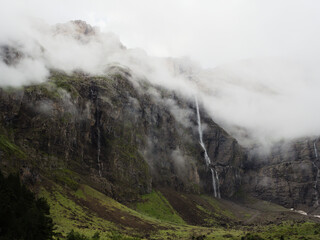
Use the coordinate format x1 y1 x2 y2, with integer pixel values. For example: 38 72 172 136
2 0 320 150
3 0 320 67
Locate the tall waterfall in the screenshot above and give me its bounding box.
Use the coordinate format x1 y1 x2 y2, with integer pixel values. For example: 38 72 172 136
313 140 319 206
195 97 221 198
97 125 102 177
96 106 102 178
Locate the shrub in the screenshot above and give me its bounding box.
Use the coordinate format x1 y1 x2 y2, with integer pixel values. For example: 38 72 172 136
66 230 100 240
0 172 54 240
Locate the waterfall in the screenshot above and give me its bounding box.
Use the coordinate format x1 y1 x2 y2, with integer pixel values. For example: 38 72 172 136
195 97 220 198
97 124 102 177
196 98 210 166
210 169 217 197
215 169 221 198
313 140 319 206
91 86 103 177
95 106 102 178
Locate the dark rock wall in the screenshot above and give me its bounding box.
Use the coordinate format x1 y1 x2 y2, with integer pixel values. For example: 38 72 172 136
0 70 245 200
243 139 320 212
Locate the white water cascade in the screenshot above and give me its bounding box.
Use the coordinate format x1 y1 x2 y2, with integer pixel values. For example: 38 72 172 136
313 140 319 206
195 97 221 198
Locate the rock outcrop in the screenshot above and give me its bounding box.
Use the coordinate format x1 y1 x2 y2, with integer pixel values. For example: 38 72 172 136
243 138 320 213
0 69 245 201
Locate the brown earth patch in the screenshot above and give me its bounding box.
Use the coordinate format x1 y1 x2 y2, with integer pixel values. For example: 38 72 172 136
158 188 320 228
158 188 231 227
68 192 163 233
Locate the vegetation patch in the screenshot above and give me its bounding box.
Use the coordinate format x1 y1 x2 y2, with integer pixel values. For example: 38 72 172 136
200 195 235 219
0 134 26 159
40 184 161 239
0 172 54 240
38 180 320 240
66 230 100 240
251 221 320 240
39 185 118 239
135 190 185 224
49 74 80 99
24 83 61 100
52 168 80 191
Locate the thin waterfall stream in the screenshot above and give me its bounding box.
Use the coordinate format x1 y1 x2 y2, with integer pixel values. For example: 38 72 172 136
97 124 102 177
96 106 102 178
195 97 221 198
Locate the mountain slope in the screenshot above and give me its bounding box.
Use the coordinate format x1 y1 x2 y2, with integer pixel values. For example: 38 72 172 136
1 68 320 239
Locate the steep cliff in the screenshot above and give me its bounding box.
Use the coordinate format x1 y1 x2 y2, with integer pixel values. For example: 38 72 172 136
0 69 245 202
243 138 320 213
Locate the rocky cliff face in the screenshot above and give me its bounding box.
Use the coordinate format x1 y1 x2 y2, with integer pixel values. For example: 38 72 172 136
243 138 320 213
1 55 319 213
0 69 245 201
1 45 319 212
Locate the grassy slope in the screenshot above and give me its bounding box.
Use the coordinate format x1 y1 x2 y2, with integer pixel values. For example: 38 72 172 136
39 182 245 240
135 191 185 225
38 181 320 240
40 184 143 240
0 134 26 159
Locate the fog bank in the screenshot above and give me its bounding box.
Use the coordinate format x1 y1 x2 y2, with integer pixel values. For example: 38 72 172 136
1 1 320 151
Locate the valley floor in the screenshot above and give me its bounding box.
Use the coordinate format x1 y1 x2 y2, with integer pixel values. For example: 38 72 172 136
39 180 320 240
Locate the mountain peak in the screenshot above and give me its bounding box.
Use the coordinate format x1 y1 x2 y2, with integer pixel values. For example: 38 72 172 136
54 20 97 41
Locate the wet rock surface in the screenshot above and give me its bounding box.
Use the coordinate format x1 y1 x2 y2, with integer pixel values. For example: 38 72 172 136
243 138 320 213
0 70 245 201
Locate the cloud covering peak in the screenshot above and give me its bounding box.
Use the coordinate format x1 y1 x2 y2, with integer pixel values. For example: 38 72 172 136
1 1 320 151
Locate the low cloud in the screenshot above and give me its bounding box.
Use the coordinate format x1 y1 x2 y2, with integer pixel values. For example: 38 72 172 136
1 1 320 153
171 148 187 177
